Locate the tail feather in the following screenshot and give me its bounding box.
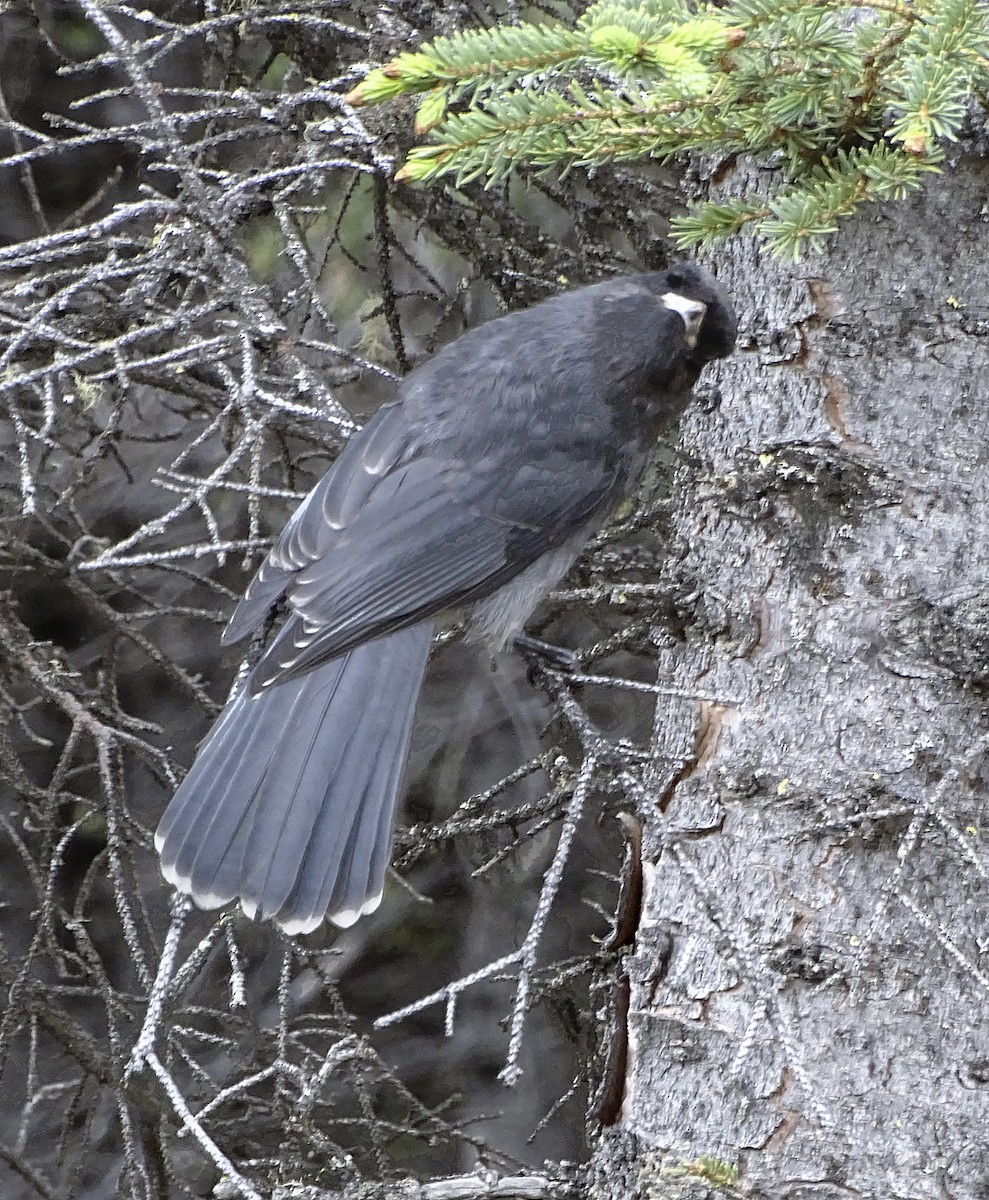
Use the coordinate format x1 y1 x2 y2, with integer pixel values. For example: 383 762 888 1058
282 633 429 931
327 708 409 924
156 623 434 931
241 664 357 916
207 677 331 910
360 663 423 909
157 698 279 905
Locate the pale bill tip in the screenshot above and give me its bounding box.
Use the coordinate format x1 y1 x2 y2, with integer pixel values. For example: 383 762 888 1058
662 290 706 347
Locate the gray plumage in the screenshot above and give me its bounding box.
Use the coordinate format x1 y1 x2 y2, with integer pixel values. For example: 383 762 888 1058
156 263 737 933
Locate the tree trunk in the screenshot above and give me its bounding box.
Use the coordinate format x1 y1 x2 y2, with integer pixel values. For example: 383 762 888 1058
589 153 989 1198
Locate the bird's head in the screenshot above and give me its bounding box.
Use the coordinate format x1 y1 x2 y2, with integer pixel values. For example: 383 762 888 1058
652 262 738 369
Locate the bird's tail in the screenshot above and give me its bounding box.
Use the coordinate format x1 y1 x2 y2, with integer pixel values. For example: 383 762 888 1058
155 623 434 933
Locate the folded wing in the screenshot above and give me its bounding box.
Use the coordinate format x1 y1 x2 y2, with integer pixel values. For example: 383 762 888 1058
222 396 623 691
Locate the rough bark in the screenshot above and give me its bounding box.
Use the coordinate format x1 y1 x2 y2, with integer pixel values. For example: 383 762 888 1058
590 153 989 1198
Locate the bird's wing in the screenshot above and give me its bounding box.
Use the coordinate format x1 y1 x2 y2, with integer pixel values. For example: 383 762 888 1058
250 446 619 689
222 401 412 644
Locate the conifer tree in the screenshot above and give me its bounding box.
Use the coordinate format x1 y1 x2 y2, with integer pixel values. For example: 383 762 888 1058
348 0 989 257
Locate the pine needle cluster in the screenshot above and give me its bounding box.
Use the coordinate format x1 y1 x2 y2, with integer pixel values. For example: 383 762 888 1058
347 0 989 258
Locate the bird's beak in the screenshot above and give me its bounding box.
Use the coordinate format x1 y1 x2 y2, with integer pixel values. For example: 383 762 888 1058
662 292 707 349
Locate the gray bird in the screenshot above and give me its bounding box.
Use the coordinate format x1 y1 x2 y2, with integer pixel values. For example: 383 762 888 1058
156 263 737 934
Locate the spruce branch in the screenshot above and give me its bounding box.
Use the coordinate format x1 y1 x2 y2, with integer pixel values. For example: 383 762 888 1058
346 0 989 258
396 86 706 185
673 142 941 257
345 25 586 106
